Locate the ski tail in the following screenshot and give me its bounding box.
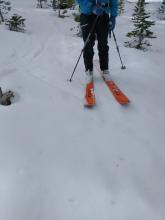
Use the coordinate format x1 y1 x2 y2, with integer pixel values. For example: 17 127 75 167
84 81 96 107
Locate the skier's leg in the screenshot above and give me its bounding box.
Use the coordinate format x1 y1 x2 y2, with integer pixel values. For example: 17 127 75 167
96 14 109 71
80 14 96 71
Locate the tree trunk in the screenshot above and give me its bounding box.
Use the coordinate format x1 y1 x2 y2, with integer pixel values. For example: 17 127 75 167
58 9 61 17
52 0 56 9
0 9 4 22
39 0 42 8
137 35 143 49
0 88 3 98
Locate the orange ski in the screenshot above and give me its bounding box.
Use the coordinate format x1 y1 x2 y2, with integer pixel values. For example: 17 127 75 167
103 78 130 105
84 82 96 107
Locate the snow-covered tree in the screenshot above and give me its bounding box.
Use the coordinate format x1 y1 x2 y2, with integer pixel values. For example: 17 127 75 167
0 0 11 22
55 0 74 17
125 0 156 50
58 0 74 9
5 14 26 32
118 0 125 15
37 0 48 8
158 0 165 20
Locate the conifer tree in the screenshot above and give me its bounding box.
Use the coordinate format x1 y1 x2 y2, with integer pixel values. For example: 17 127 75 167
5 14 26 32
0 0 11 22
158 0 165 20
118 0 125 15
37 0 48 8
125 0 156 50
58 0 74 9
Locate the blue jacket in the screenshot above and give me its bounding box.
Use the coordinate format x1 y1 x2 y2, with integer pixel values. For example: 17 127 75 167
77 0 118 17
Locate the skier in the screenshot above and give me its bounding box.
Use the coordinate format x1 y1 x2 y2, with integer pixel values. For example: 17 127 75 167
77 0 118 82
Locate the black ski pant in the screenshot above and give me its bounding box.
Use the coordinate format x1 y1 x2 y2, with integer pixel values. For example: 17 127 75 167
80 13 109 72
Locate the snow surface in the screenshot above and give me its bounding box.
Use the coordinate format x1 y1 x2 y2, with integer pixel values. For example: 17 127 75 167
0 0 165 220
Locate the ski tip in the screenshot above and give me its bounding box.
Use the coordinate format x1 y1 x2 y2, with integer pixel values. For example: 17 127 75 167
119 100 130 106
84 102 96 108
84 100 96 108
84 105 95 108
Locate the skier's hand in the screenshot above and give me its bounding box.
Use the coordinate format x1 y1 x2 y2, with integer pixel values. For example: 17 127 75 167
92 5 104 15
109 16 116 31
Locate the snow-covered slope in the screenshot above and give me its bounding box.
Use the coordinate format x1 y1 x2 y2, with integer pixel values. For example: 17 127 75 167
0 1 165 220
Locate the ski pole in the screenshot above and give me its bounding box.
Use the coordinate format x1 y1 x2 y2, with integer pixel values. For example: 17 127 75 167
112 30 126 69
68 15 99 82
